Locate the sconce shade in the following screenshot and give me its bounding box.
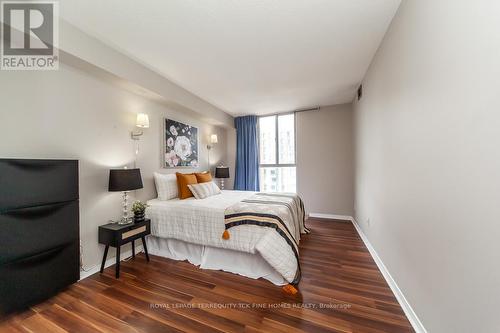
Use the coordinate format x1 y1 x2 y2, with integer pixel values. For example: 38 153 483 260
109 168 143 191
210 134 218 144
215 166 230 179
136 113 150 128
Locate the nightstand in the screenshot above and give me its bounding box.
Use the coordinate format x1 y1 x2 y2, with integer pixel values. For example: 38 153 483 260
98 219 151 278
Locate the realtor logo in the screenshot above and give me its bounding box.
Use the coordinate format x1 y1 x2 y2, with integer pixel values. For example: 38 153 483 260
1 1 59 70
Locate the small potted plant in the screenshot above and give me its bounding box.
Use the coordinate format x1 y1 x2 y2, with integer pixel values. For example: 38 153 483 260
131 201 148 223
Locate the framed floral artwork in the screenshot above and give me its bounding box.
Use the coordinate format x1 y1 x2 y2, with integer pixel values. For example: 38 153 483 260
164 119 199 168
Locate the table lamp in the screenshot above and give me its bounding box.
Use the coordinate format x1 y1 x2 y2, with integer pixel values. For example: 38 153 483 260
109 168 143 224
215 166 230 190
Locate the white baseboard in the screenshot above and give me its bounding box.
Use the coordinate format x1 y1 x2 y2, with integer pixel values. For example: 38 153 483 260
79 245 144 280
308 212 352 221
350 218 427 333
309 212 426 332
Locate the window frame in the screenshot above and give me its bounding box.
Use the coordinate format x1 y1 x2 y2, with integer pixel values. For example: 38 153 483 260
257 112 297 168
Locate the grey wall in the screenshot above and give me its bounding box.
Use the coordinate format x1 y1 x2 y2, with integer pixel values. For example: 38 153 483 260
225 128 236 190
297 104 354 216
353 1 500 332
0 63 229 277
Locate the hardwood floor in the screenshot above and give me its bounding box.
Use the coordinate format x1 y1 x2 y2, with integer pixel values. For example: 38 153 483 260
0 218 414 332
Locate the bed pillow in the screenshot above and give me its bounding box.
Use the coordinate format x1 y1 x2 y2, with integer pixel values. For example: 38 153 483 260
188 182 221 199
195 172 213 183
153 172 178 200
176 172 198 199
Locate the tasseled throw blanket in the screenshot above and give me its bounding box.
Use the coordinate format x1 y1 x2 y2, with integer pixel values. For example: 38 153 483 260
223 193 309 293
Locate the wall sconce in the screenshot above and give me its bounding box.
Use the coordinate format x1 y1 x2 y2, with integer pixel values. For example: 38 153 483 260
207 134 218 172
207 134 218 149
131 113 149 140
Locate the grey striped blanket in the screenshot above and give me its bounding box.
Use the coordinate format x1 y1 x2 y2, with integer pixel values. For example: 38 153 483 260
223 193 309 285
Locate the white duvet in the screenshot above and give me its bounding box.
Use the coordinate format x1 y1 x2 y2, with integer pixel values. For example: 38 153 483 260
146 190 300 283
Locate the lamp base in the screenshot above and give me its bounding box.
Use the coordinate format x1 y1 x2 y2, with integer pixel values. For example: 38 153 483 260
119 191 132 224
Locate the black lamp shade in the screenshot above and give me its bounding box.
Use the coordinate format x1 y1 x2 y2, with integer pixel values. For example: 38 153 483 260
108 168 143 192
215 166 230 179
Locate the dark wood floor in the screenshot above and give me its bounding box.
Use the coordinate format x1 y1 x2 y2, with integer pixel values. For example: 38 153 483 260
0 218 414 332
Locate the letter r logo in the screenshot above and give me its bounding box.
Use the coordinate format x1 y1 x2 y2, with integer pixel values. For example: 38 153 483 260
2 2 54 55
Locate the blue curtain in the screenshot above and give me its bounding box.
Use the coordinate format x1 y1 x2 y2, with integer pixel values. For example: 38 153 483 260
234 115 260 191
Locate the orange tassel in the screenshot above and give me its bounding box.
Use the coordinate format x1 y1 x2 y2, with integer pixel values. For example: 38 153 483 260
282 284 298 295
222 230 230 240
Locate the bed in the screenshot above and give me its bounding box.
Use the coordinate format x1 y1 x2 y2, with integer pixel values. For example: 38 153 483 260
145 190 307 288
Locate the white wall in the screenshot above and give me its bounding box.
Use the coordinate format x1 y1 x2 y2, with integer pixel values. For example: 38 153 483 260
0 63 229 276
353 1 500 332
297 104 354 216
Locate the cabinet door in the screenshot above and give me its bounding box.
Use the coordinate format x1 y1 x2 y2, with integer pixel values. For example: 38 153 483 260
0 200 79 265
0 241 79 314
0 159 79 211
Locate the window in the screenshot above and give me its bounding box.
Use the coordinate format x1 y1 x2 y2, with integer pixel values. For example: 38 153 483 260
258 113 296 192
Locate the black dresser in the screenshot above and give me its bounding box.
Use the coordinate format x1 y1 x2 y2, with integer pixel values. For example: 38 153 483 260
0 159 80 315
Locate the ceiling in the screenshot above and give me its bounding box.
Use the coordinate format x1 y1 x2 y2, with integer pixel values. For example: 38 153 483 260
60 0 400 116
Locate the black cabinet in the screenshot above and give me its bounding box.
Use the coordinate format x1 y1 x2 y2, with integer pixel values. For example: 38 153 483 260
0 159 80 315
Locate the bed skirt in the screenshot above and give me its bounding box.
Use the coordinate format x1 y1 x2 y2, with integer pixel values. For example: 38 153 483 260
146 236 287 286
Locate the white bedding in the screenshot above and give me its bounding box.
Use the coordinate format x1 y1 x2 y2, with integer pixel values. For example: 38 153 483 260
147 237 287 285
146 190 301 284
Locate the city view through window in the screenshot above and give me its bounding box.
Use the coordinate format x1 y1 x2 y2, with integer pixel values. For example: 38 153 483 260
258 113 296 192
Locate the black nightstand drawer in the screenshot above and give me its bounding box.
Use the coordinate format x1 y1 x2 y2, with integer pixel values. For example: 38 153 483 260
117 221 150 244
121 225 147 241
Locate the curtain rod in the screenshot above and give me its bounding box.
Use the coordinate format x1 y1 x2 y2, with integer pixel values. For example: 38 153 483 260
250 106 321 118
294 106 320 113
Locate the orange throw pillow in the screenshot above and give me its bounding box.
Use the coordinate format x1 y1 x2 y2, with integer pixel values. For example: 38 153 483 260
176 173 198 199
195 172 213 183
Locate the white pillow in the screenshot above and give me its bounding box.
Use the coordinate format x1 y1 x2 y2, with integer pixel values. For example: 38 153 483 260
154 172 178 200
188 182 221 199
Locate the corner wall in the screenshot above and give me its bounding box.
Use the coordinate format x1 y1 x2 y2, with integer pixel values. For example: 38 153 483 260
297 104 354 216
353 1 500 331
